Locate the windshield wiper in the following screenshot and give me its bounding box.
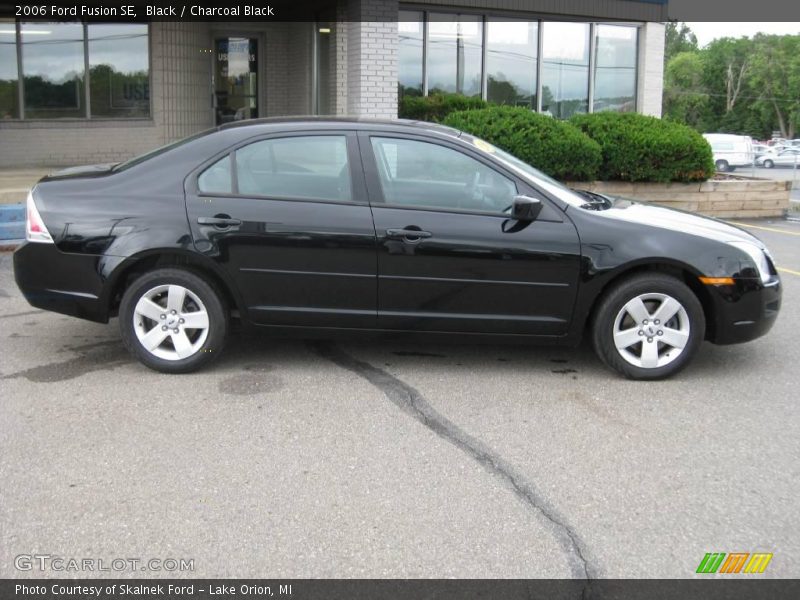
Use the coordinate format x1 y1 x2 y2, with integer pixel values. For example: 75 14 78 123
571 189 613 211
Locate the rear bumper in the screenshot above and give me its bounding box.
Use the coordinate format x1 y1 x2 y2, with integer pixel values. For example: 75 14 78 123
707 276 781 345
13 242 110 323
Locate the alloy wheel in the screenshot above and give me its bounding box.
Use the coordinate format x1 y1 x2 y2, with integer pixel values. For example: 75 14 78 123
612 293 690 369
133 284 210 361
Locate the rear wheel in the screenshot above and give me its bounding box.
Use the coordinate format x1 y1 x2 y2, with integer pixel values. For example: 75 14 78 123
591 273 705 380
119 268 227 373
715 159 730 172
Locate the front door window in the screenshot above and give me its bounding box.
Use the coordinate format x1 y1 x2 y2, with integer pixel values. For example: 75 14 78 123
214 37 258 125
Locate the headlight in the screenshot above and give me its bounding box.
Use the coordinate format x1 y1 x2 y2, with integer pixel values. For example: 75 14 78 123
728 241 772 283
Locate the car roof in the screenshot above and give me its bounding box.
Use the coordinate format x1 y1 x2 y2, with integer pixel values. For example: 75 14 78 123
217 116 463 139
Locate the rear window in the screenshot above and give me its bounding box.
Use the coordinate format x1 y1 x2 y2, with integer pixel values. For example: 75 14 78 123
113 129 215 172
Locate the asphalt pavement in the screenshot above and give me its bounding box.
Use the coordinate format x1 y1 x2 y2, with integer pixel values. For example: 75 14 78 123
1 219 798 579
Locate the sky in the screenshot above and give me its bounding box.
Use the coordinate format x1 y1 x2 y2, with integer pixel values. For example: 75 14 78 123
686 22 800 47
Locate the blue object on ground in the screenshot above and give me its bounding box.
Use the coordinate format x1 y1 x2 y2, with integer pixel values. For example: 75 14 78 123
0 203 25 240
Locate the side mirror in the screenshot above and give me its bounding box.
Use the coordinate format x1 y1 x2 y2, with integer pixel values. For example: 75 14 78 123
511 195 543 221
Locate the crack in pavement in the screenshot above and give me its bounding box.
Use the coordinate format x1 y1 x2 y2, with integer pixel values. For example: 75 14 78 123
0 309 43 320
310 341 595 584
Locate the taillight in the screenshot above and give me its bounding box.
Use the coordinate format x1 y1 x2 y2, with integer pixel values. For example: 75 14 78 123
26 189 53 243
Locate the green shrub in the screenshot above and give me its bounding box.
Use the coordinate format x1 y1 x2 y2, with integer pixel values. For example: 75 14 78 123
443 106 602 181
399 92 488 122
569 112 714 182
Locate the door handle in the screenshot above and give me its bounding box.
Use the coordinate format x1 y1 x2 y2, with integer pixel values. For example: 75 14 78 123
386 228 432 242
197 216 242 228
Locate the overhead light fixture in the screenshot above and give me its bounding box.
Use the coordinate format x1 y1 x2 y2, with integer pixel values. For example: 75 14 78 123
318 27 331 34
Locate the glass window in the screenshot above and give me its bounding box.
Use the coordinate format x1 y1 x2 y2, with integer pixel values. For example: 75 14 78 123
88 24 149 118
594 25 637 113
541 22 590 119
198 155 233 194
22 22 86 118
370 137 516 213
427 14 482 97
398 11 424 99
0 21 18 119
486 19 538 109
235 136 351 202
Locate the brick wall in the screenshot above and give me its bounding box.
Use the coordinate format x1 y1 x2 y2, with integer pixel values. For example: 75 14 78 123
636 22 665 118
0 22 213 168
570 179 791 218
345 0 399 119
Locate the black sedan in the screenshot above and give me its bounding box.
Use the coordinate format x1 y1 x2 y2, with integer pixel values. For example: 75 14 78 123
14 118 781 379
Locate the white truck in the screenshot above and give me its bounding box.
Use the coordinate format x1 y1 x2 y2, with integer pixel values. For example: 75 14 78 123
703 133 755 172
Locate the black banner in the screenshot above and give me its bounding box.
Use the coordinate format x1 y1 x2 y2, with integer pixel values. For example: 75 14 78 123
3 579 800 600
2 0 800 22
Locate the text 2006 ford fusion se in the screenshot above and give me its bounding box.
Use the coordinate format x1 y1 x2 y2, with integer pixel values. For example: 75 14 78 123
14 118 781 379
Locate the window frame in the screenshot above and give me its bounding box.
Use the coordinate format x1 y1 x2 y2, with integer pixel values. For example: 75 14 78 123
358 131 537 219
2 22 152 122
397 8 642 115
189 131 368 206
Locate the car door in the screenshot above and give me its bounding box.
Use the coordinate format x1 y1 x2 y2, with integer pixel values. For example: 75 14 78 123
359 132 581 336
185 131 377 328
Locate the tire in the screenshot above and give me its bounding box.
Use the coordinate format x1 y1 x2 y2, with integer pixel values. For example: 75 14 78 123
591 273 705 380
763 159 774 169
119 268 228 373
715 159 729 172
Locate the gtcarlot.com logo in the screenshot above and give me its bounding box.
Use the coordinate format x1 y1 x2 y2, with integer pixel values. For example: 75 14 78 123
14 554 194 572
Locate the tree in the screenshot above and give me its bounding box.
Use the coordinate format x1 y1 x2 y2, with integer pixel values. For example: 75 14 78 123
748 34 800 139
702 38 752 115
663 52 708 128
665 22 698 63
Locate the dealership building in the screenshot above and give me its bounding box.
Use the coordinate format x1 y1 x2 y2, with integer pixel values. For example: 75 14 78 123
0 0 667 167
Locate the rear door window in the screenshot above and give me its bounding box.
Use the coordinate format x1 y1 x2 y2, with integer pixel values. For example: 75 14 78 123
235 136 351 202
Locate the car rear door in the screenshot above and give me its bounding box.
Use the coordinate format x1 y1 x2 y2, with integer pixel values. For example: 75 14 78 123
185 131 377 328
359 131 581 336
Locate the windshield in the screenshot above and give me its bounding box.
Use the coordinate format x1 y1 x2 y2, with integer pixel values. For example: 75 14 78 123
461 133 588 208
113 129 215 172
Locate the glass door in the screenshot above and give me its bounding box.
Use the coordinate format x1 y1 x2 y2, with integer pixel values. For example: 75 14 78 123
214 37 258 125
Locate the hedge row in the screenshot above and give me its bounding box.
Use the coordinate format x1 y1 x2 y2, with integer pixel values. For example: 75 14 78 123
443 106 602 182
569 112 715 183
403 94 714 182
399 93 488 122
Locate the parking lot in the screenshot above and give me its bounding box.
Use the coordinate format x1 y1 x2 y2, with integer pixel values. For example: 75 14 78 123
1 218 798 579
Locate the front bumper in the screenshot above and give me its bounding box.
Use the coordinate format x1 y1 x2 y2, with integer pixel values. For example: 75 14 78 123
13 242 111 323
707 276 781 345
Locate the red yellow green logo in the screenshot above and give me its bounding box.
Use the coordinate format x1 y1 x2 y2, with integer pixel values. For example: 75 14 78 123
696 552 773 574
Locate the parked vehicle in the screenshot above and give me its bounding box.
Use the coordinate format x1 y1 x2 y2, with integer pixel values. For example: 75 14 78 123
703 133 755 172
752 143 775 160
14 119 781 380
757 147 800 168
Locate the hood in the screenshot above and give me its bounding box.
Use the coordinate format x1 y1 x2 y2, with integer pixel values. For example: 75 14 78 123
590 196 765 249
40 163 118 182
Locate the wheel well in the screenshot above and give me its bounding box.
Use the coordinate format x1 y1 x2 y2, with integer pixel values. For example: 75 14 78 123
108 253 241 320
586 263 715 339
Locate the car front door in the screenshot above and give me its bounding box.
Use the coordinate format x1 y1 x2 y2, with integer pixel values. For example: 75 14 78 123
360 132 581 336
185 132 377 328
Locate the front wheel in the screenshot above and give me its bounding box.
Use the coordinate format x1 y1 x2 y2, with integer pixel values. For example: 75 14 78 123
715 159 730 172
119 268 228 373
591 274 705 380
763 159 774 169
